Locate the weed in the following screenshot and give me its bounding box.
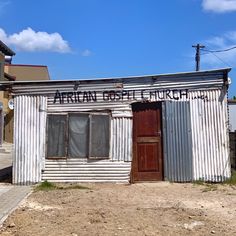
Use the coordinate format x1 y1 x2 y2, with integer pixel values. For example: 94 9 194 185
223 171 236 185
34 181 90 191
192 179 218 192
192 178 205 185
35 180 57 191
202 184 218 192
57 184 90 190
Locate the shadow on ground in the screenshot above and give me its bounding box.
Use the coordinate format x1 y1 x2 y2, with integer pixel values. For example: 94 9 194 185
0 166 12 183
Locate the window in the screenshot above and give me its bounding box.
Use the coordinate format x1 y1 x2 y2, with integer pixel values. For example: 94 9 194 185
47 115 67 157
47 113 110 159
68 114 89 158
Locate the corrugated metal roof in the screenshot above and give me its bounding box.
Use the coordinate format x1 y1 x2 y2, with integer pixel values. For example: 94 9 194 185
0 68 231 86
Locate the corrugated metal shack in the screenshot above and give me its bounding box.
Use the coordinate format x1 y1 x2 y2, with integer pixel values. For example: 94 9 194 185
0 68 232 185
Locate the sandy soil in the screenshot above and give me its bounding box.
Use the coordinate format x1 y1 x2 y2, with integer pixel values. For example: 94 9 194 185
0 182 236 236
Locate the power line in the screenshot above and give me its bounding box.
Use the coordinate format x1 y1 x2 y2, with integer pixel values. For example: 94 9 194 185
203 45 233 67
202 45 236 53
191 43 234 71
203 50 232 68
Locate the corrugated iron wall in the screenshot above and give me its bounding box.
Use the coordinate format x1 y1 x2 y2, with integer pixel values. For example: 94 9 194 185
42 160 131 183
10 69 231 184
13 95 133 183
163 101 193 182
111 117 132 162
190 89 230 182
41 116 132 183
163 89 231 182
13 96 47 185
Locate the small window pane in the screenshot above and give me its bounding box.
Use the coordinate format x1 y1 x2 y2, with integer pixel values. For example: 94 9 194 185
68 114 89 158
47 115 66 157
90 115 110 158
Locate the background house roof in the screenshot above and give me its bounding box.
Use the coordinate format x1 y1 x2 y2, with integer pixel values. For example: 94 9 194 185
0 41 15 56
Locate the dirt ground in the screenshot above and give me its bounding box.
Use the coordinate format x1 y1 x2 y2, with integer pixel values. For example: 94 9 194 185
0 182 236 236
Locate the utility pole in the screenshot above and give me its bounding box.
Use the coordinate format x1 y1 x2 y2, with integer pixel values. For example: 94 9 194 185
192 44 205 71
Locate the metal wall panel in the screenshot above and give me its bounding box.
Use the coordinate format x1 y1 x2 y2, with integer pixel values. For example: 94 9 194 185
163 90 231 182
13 96 47 185
229 103 236 131
41 117 132 182
190 89 231 182
163 101 193 182
111 117 132 162
9 69 231 184
42 159 131 183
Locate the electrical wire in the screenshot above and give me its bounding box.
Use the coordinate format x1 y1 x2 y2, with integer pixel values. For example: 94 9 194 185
202 50 232 67
202 46 236 53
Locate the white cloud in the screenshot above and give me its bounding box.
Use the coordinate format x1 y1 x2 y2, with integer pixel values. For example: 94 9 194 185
202 0 236 13
81 49 92 57
201 31 236 67
0 27 71 53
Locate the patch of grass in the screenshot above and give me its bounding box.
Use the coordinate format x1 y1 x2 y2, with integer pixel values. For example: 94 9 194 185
57 184 90 190
202 184 218 192
34 181 90 191
35 180 57 191
192 179 218 192
223 171 236 185
192 178 205 185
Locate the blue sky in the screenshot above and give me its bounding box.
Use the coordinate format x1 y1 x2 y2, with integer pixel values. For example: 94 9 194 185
0 0 236 97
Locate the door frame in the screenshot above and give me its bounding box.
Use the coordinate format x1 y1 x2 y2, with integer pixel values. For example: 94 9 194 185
131 102 164 183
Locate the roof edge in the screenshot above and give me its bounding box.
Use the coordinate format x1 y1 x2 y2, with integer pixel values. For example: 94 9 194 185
0 68 231 85
4 64 48 68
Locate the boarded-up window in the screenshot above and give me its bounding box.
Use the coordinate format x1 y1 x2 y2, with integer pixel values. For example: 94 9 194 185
47 115 67 158
90 115 110 158
68 114 89 158
47 113 110 159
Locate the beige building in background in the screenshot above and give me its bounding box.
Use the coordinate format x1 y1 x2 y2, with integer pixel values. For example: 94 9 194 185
0 41 15 145
4 64 50 142
4 64 50 81
0 40 51 144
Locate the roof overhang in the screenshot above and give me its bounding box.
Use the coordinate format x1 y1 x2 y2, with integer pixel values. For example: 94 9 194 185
0 40 15 56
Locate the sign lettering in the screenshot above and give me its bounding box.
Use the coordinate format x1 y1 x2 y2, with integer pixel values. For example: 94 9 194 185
53 89 195 104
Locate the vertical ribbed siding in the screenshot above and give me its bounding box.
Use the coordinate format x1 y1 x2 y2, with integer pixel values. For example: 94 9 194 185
111 117 132 162
163 89 231 182
190 89 230 182
13 96 47 185
163 101 193 182
39 96 47 170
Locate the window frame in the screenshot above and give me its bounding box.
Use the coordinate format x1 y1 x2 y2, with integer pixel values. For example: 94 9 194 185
46 111 111 160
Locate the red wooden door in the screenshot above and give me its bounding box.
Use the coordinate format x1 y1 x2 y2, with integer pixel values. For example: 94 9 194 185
132 102 163 181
